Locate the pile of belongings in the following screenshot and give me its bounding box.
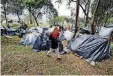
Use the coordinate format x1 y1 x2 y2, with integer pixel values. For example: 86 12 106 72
7 28 17 35
0 25 17 35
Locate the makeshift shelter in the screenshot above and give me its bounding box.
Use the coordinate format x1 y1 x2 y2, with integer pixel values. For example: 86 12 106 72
67 35 110 62
64 25 112 64
32 30 51 52
32 28 65 54
19 31 40 46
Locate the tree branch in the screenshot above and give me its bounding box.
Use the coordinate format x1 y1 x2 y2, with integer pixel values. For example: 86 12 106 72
79 4 91 20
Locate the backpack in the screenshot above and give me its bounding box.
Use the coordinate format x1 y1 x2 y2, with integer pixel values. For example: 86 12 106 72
50 27 59 39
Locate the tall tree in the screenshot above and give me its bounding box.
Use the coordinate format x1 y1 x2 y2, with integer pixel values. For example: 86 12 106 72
1 0 9 25
56 0 91 35
7 0 24 23
91 0 113 34
74 0 80 35
23 0 58 26
84 0 91 27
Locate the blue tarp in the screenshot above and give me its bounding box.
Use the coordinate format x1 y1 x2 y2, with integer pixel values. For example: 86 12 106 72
32 30 65 53
6 28 17 35
67 35 110 62
32 31 51 52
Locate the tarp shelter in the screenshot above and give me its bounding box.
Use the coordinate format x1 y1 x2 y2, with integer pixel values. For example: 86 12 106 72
19 31 40 46
32 29 65 54
67 34 110 62
32 30 51 52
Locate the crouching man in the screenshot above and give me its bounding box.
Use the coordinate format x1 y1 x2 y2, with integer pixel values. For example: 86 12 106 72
46 25 61 60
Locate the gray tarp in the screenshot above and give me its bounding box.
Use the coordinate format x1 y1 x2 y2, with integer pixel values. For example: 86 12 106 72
19 32 40 46
67 35 110 62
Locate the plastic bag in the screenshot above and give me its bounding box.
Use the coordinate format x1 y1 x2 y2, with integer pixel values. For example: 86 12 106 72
63 30 74 41
99 26 113 38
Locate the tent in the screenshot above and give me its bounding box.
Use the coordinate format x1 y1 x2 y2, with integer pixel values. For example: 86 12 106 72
67 34 110 63
32 30 51 52
32 29 65 54
19 31 40 46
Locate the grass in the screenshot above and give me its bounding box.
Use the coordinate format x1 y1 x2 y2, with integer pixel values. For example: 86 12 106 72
110 43 113 50
1 36 113 75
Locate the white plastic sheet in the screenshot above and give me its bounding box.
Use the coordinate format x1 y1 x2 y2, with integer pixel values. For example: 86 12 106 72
99 26 113 38
63 30 74 41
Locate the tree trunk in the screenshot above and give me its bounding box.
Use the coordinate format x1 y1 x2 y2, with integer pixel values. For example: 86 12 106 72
34 17 39 26
85 0 91 27
4 12 8 25
17 12 21 23
29 11 32 24
74 0 80 36
30 11 39 26
3 5 8 25
91 0 101 35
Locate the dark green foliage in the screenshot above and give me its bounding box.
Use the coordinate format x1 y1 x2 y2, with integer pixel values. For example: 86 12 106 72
91 0 113 24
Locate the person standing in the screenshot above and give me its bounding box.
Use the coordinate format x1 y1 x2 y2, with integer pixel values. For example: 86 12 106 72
46 25 61 60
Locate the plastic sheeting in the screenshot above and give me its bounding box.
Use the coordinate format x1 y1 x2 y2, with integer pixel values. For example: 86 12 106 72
19 32 40 46
63 30 74 41
36 27 43 34
67 35 110 62
27 27 36 33
27 27 43 33
32 31 51 52
32 30 65 54
99 26 113 38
